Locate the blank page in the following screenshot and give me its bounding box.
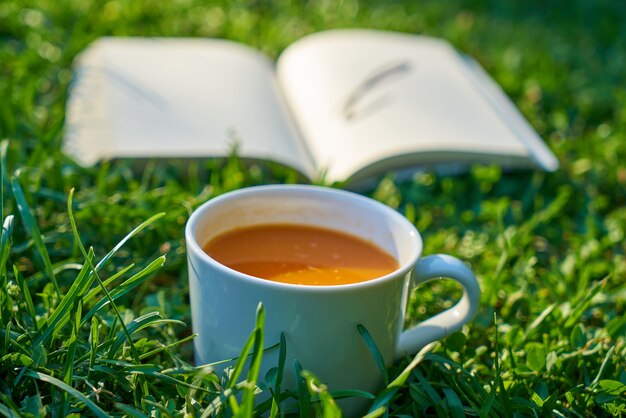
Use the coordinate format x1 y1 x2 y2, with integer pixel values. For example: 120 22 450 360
65 37 315 177
277 30 557 182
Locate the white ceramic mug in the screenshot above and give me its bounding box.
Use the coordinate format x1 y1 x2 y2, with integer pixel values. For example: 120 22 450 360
186 185 480 402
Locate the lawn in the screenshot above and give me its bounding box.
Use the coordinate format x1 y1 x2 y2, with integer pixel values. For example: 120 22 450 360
1 0 625 416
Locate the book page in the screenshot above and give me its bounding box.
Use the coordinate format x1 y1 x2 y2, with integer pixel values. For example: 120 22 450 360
276 30 542 182
65 37 315 178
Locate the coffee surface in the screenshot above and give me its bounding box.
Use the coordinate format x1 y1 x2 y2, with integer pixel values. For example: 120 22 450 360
203 223 398 285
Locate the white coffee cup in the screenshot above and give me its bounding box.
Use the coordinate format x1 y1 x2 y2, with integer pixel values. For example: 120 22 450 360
186 185 480 406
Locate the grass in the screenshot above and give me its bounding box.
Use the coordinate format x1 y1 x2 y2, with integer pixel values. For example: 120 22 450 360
1 0 625 416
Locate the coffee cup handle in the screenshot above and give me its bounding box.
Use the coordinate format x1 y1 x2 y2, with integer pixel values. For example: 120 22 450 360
396 254 481 359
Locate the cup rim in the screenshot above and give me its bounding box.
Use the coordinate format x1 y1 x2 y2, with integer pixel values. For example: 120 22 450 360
185 184 423 292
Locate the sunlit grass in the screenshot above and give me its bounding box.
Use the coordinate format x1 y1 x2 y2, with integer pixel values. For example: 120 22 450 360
1 0 625 416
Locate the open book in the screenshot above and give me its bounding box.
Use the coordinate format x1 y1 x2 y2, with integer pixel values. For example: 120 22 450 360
64 29 558 184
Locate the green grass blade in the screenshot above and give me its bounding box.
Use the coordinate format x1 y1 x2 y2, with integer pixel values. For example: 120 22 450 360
33 249 94 347
269 332 287 418
26 370 108 418
115 403 149 418
138 333 197 361
442 387 465 418
493 313 512 418
0 215 12 325
94 211 166 271
0 215 13 278
2 322 11 355
43 261 135 347
222 310 263 415
81 263 135 304
293 359 312 418
37 194 164 340
330 390 376 400
106 315 118 342
202 385 244 418
130 368 216 393
11 178 60 297
1 323 29 355
13 266 37 331
367 342 438 413
361 406 386 418
590 345 616 388
0 404 22 418
90 365 133 392
413 371 442 405
522 303 556 342
81 256 166 326
67 188 143 365
255 390 297 415
239 303 265 417
479 314 499 418
108 311 184 357
301 370 342 418
0 352 33 367
357 324 389 386
564 278 608 329
226 330 256 391
0 392 23 418
61 299 82 416
89 316 99 375
0 140 8 223
140 398 175 417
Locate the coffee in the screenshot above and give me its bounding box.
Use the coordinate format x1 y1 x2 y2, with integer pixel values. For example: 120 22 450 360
203 223 398 285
